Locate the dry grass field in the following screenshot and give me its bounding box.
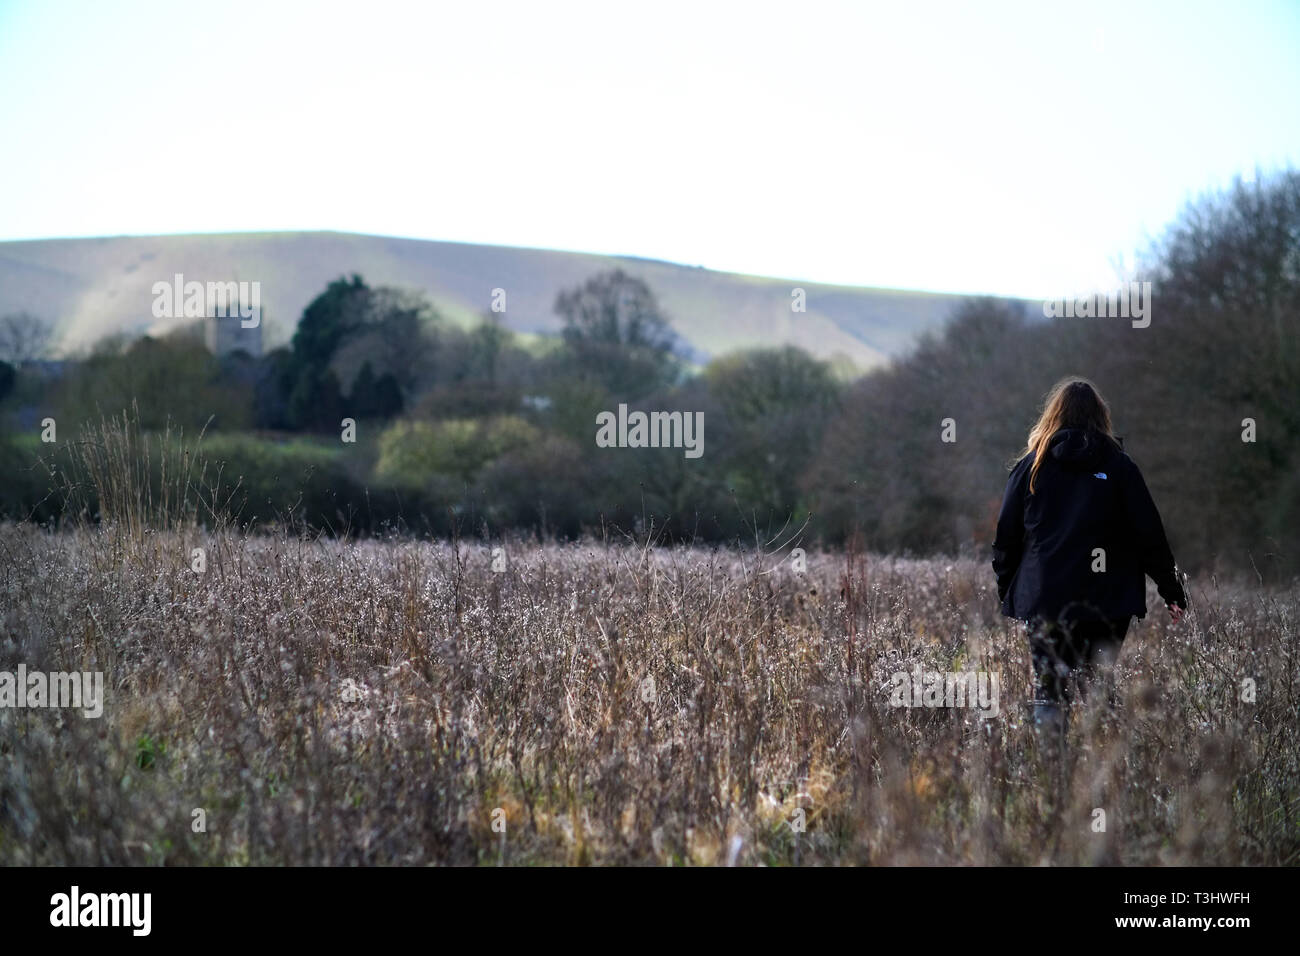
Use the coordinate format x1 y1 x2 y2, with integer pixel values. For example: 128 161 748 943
2 518 1296 866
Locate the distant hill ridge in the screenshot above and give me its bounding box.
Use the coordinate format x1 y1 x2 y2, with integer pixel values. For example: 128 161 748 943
0 231 1020 368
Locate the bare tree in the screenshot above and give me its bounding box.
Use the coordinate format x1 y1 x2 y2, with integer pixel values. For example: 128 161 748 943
0 312 53 364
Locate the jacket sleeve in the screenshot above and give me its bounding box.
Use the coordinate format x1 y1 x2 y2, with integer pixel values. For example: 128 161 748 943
1119 455 1187 608
991 458 1028 604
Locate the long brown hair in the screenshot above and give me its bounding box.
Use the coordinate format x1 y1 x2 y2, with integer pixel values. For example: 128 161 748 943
1020 377 1117 493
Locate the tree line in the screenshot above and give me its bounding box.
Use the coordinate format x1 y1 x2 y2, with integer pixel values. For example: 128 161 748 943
1 169 1296 577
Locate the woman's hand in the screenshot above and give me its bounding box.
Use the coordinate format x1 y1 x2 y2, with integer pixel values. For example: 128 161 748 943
1167 602 1184 625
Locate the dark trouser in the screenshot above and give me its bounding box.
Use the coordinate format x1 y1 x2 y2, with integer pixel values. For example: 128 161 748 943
1027 615 1131 705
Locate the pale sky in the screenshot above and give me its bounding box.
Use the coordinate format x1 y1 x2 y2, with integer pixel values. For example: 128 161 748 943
0 0 1297 298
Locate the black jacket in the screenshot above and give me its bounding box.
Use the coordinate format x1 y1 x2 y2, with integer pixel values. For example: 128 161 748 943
992 428 1186 622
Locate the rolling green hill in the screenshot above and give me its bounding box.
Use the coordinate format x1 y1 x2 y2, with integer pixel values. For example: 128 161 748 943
0 231 1017 368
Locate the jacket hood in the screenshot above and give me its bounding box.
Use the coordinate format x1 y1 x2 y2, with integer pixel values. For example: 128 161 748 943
1048 427 1110 469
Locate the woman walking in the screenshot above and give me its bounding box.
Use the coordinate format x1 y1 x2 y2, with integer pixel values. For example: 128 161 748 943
992 378 1186 732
